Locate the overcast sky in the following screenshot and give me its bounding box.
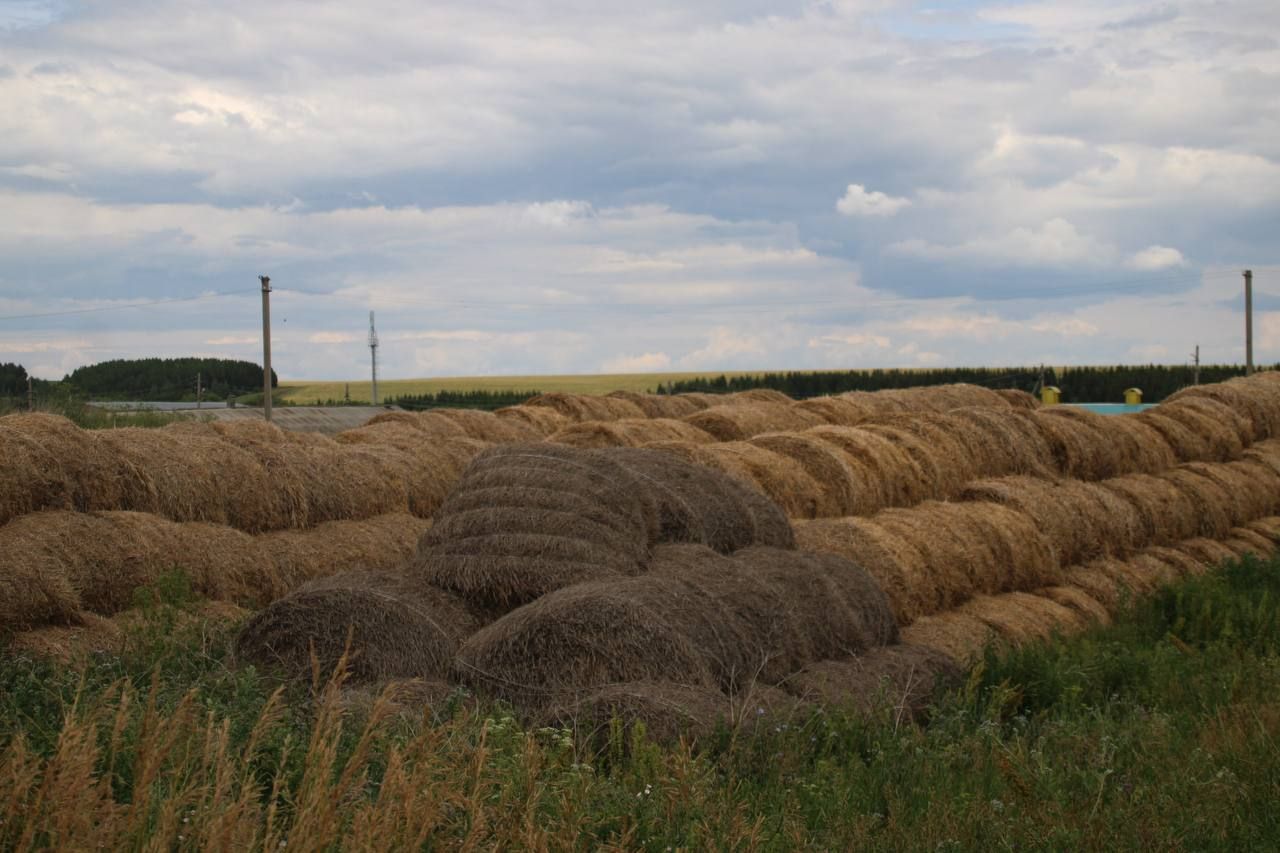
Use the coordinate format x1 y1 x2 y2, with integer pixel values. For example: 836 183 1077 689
1 0 1278 380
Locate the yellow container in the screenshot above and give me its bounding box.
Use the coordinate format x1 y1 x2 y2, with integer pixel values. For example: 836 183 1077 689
1124 387 1143 405
1040 386 1061 406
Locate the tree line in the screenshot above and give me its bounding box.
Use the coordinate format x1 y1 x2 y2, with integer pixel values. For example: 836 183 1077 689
657 364 1276 403
383 389 542 411
1 358 275 404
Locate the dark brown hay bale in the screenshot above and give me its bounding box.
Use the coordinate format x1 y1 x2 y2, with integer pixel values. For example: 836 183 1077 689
1155 468 1236 539
550 418 715 448
1244 516 1280 541
793 396 876 426
995 388 1040 410
537 680 727 747
1085 554 1169 597
1154 398 1249 458
784 644 962 719
259 513 432 601
1172 538 1240 569
236 569 477 686
747 432 865 517
793 518 932 624
0 419 73 525
428 408 541 443
494 404 571 436
454 583 717 707
1065 560 1129 610
856 424 955 503
524 392 647 423
899 612 996 664
803 426 922 513
1035 585 1111 626
1224 527 1276 558
1134 410 1215 463
606 390 703 419
1030 407 1124 480
1099 474 1201 547
774 549 901 649
957 592 1084 645
1141 545 1213 579
604 447 794 551
684 403 825 442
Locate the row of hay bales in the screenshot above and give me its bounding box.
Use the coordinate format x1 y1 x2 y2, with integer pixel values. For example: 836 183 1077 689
0 510 429 635
0 414 486 532
794 440 1280 624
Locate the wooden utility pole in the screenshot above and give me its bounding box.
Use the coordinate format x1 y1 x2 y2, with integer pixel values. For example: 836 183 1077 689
1245 270 1254 376
26 375 33 411
1193 344 1200 385
260 275 273 421
196 372 203 410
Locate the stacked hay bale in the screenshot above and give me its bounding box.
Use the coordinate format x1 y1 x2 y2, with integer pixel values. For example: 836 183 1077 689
549 418 715 448
522 392 648 422
683 402 827 441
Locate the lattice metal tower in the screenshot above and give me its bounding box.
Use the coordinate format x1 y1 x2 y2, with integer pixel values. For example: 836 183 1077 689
369 311 380 405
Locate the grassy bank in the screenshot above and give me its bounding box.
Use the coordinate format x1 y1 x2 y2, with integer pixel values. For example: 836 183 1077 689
3 557 1279 850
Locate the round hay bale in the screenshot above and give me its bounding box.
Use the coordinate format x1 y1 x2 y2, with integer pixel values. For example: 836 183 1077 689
494 404 571 436
1155 468 1236 539
942 408 1055 479
258 513 432 601
0 419 73 525
537 680 727 747
1167 380 1280 442
955 501 1062 593
683 403 825 442
288 443 412 527
957 592 1084 646
1106 416 1178 474
727 389 794 405
1099 473 1201 547
2 413 130 514
428 408 541 443
454 583 717 707
550 418 715 449
364 410 469 439
793 518 932 624
677 441 827 519
994 388 1040 410
236 569 478 686
961 476 1122 567
1172 538 1240 569
783 644 962 719
604 447 794 551
858 413 984 495
1244 516 1280 542
785 550 901 649
523 392 647 423
747 432 865 517
1035 585 1111 626
802 426 920 513
899 611 996 664
1154 398 1249 459
1180 461 1277 525
1224 527 1276 558
336 424 485 519
839 390 910 417
1134 410 1215 463
605 390 703 419
1140 546 1210 579
0 510 85 632
1076 482 1146 557
1030 408 1124 480
793 396 876 426
856 424 955 504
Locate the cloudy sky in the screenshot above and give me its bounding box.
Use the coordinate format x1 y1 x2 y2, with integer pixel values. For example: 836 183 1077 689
1 0 1278 380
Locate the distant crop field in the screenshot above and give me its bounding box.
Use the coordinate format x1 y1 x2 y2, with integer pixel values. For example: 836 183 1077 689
278 371 768 403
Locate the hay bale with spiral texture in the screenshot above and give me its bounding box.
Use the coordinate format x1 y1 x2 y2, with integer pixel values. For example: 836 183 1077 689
1224 527 1276 559
1154 398 1249 458
494 404 571 436
1105 416 1178 474
454 583 717 707
1099 473 1201 547
606 390 704 419
1036 585 1111 626
899 612 996 664
684 403 825 442
793 396 877 426
1154 468 1236 539
1030 407 1124 480
1133 410 1214 464
1244 516 1280 542
860 413 984 493
0 418 73 525
236 569 478 686
550 418 715 448
524 392 647 423
784 645 962 719
995 388 1040 409
803 426 921 513
1172 538 1240 569
748 432 866 517
1167 377 1280 442
961 476 1123 567
537 681 727 747
793 518 932 625
1181 461 1280 525
957 592 1084 645
647 440 827 519
947 408 1056 478
856 424 954 504
428 408 542 443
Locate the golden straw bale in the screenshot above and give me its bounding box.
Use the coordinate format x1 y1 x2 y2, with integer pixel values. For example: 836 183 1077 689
1134 410 1215 463
994 388 1040 410
1099 473 1201 547
0 510 85 632
1167 379 1280 442
1139 546 1207 580
237 569 479 686
861 413 983 491
1155 468 1238 539
606 390 704 419
793 396 876 426
956 502 1061 592
1076 482 1146 557
550 418 715 448
1105 417 1178 474
494 404 571 436
960 476 1108 566
839 390 911 417
1030 407 1125 480
1036 585 1111 626
674 392 724 409
956 592 1084 645
1179 461 1278 525
340 431 485 519
668 441 828 519
899 612 996 664
793 518 933 625
286 443 412 526
1224 527 1276 559
1085 554 1169 597
726 389 795 405
784 644 962 720
524 392 647 422
1065 560 1130 610
748 432 866 517
857 424 955 503
684 403 825 442
1243 516 1280 542
4 413 133 514
428 408 542 443
258 513 432 601
947 408 1056 478
1154 398 1249 458
804 426 923 512
365 410 469 439
1172 538 1241 569
0 418 73 525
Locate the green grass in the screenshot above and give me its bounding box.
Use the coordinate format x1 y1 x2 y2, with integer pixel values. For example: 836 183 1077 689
3 557 1280 849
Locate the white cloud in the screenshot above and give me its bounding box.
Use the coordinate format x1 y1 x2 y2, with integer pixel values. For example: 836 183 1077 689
205 335 258 345
1128 245 1186 270
836 184 911 217
888 219 1115 267
600 351 672 373
307 331 360 344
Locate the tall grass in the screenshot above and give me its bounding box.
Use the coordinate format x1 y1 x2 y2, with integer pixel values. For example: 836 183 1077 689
3 556 1280 849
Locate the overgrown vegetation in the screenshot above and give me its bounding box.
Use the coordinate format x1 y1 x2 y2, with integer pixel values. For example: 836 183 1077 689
661 364 1276 402
3 555 1278 849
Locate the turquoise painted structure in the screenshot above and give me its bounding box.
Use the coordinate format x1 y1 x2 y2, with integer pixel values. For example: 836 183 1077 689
1067 403 1156 415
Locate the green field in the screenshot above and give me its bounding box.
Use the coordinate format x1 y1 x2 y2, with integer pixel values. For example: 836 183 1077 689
278 371 768 404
